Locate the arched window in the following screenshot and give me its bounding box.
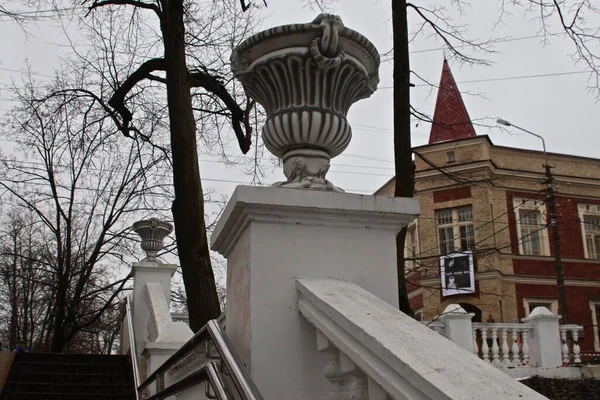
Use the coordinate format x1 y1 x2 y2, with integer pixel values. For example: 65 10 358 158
458 303 482 322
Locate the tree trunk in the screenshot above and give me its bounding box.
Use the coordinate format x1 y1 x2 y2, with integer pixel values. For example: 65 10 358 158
162 0 221 332
50 278 68 351
392 0 415 316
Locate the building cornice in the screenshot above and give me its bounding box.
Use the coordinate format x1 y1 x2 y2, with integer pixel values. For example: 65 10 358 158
416 159 600 188
411 271 600 295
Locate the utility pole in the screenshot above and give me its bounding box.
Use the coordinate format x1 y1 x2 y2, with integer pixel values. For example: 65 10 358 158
544 164 568 324
496 119 568 324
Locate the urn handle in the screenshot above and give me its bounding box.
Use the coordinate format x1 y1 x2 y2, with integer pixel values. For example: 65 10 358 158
310 13 345 69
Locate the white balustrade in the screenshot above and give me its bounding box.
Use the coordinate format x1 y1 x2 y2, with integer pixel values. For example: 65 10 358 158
559 325 584 365
297 278 545 399
472 323 533 367
521 329 530 365
560 326 570 364
481 328 489 362
573 329 582 364
491 328 500 365
316 330 371 400
510 328 519 364
501 328 510 365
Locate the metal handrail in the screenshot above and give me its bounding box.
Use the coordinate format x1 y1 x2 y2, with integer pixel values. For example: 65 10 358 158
207 320 264 400
147 366 208 400
137 321 210 392
125 294 141 400
137 318 263 400
206 362 229 400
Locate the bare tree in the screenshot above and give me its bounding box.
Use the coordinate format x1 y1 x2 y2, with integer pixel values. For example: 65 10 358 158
75 0 259 332
0 68 168 351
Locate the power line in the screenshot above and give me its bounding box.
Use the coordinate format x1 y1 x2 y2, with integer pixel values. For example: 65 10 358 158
408 32 565 55
1 69 591 93
379 70 590 89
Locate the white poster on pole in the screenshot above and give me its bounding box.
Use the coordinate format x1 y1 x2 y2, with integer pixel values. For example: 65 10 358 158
440 252 475 297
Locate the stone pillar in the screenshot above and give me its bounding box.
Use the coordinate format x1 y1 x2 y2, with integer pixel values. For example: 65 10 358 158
522 306 562 368
211 186 419 400
130 219 177 363
219 13 417 399
438 304 475 353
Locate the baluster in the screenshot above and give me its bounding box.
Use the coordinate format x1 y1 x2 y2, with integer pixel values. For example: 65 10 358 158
316 330 368 400
481 328 490 362
491 328 500 365
473 328 479 357
521 329 530 365
560 327 570 364
339 353 368 400
571 328 582 364
501 328 510 365
511 328 520 365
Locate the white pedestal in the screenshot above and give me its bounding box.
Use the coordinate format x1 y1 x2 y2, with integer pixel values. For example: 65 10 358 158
211 186 419 400
131 262 177 352
522 306 562 368
439 304 475 353
130 260 178 386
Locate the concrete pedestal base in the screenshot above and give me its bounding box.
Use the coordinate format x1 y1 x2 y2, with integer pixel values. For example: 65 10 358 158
211 186 419 400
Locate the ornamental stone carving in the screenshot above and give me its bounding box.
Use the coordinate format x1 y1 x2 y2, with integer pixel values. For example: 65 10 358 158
132 218 173 262
231 13 380 192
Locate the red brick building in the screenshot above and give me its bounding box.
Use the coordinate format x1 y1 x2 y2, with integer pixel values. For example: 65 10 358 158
376 60 600 352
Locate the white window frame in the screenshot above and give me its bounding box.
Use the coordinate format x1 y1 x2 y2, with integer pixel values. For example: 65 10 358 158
436 205 475 255
523 298 558 316
590 300 600 351
578 204 600 259
513 198 550 256
404 221 419 272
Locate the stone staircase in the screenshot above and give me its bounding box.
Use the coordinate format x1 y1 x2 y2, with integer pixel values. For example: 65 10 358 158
0 352 136 399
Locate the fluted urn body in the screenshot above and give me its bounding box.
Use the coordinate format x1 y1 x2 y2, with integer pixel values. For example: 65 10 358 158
132 218 173 262
231 14 380 191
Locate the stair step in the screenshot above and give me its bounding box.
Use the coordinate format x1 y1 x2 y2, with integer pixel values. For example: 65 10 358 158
8 371 132 385
1 392 134 400
12 353 130 365
9 361 132 374
4 381 134 395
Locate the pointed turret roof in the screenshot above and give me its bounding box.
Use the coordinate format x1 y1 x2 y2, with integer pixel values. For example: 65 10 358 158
428 60 476 144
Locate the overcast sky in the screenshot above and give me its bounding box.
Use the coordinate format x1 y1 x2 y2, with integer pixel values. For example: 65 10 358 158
1 0 599 199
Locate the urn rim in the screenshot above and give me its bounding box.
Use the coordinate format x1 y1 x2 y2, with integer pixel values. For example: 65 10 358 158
231 13 380 80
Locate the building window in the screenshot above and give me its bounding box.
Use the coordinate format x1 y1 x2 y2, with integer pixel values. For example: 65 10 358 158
436 206 475 255
523 298 558 316
590 301 600 351
446 151 455 163
404 222 419 272
579 204 600 259
513 198 549 256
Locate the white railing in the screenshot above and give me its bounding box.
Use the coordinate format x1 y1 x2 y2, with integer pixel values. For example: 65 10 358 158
472 323 533 366
138 319 264 400
560 324 583 364
296 277 546 400
124 294 141 400
419 307 585 376
146 282 173 342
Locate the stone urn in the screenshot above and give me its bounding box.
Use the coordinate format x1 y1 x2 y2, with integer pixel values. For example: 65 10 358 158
231 13 380 191
132 218 173 262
